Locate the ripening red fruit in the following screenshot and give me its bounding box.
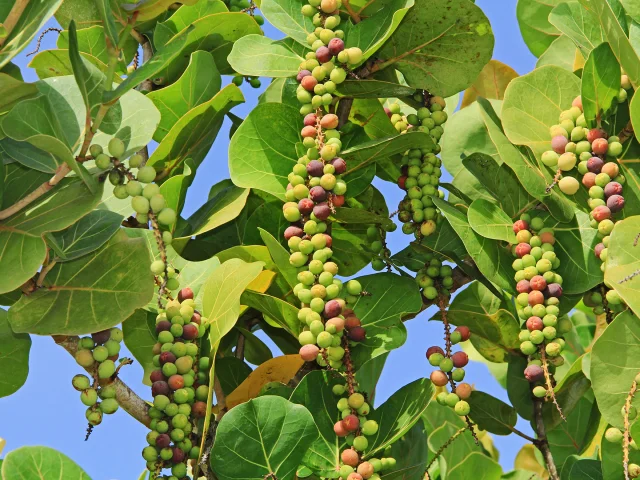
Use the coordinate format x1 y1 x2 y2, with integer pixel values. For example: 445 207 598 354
587 128 607 143
529 275 547 292
452 351 468 368
526 316 543 331
150 370 165 383
397 175 407 190
582 172 597 188
334 420 349 437
301 125 317 138
301 75 317 91
607 194 625 212
182 323 199 340
516 279 531 294
172 447 185 464
328 37 345 55
513 220 529 233
300 344 320 362
331 157 346 174
545 283 563 298
326 317 344 332
604 182 623 198
540 231 555 245
342 414 360 432
191 311 201 325
594 243 605 258
310 186 327 202
152 381 170 396
348 326 366 342
159 352 176 365
92 330 111 345
298 198 315 215
313 203 331 221
455 383 472 400
454 326 471 341
193 401 207 417
168 375 185 390
426 346 445 358
430 370 449 387
528 290 545 306
572 96 583 110
304 113 317 126
551 135 569 154
587 157 604 173
343 308 354 317
316 46 332 63
524 365 544 382
345 316 361 329
592 205 611 222
307 160 324 177
178 287 194 302
324 234 333 248
515 243 532 258
341 448 359 467
320 114 339 130
156 320 171 333
384 107 392 118
332 195 345 207
156 433 171 448
324 300 342 318
297 69 311 82
284 226 304 240
592 138 609 155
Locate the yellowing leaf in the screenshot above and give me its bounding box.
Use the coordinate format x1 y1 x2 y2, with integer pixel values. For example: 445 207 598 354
514 444 549 480
239 270 277 315
461 59 519 108
224 355 304 410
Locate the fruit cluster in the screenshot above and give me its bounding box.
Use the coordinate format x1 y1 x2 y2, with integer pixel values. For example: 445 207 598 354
396 149 444 239
385 95 448 143
511 214 571 396
541 84 630 314
366 225 396 271
142 287 209 478
231 74 262 88
333 386 395 480
73 328 124 426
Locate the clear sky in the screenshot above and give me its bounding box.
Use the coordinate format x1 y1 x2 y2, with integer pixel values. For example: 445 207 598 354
1 1 538 477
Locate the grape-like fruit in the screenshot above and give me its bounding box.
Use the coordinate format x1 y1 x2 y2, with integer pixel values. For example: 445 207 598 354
98 360 116 379
72 374 91 391
137 166 156 183
108 137 125 158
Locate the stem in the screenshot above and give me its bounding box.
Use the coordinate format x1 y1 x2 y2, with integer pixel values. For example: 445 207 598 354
533 398 559 480
424 426 467 479
0 163 70 220
53 335 151 427
624 379 638 480
619 120 634 145
235 333 245 361
0 0 30 48
138 35 154 95
36 259 57 286
341 0 361 23
540 345 565 420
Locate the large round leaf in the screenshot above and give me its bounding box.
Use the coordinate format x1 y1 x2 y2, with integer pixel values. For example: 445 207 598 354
604 216 640 317
516 0 562 57
211 396 318 480
1 446 91 479
0 309 31 398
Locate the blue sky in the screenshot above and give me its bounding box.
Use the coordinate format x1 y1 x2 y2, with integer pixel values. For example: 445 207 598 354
1 1 538 477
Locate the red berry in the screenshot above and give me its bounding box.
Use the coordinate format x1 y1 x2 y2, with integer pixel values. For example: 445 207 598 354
316 46 332 63
320 114 339 130
178 287 193 301
300 344 320 362
152 381 170 396
307 160 324 177
168 375 184 390
551 136 568 154
586 128 607 143
526 316 543 331
604 182 623 198
342 414 360 432
430 370 449 387
324 234 333 248
301 125 317 138
91 330 111 345
324 300 342 318
334 420 349 437
331 157 346 174
454 326 471 341
313 203 331 221
545 283 563 298
426 346 445 358
182 323 199 340
524 365 544 382
304 113 317 126
301 75 317 91
296 70 311 82
528 290 545 306
191 311 202 324
341 448 359 467
397 175 407 190
172 447 185 463
298 198 314 215
607 194 625 212
572 96 583 109
284 226 304 240
156 320 171 333
193 401 207 417
348 326 366 342
587 156 604 173
540 231 555 245
156 433 171 448
513 220 529 233
592 205 611 222
594 243 605 258
310 186 327 202
582 172 597 188
328 37 345 55
345 316 361 329
592 138 609 155
159 352 176 365
452 351 468 368
384 107 392 118
332 195 345 207
515 243 532 258
529 276 547 291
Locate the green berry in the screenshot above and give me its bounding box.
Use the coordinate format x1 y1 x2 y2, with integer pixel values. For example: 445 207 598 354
108 137 125 158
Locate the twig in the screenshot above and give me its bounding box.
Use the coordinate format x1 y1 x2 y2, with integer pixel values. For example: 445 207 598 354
148 211 168 308
235 333 246 361
540 345 565 421
342 0 361 22
424 426 467 479
0 0 30 48
36 260 57 287
533 398 559 480
26 27 61 56
619 121 634 145
623 378 638 480
53 335 151 427
0 163 71 220
336 97 354 129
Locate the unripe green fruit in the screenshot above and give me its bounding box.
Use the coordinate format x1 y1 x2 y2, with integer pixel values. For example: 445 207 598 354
532 386 547 398
72 374 91 391
95 153 112 170
86 408 102 426
439 358 453 372
80 388 98 406
89 144 103 157
98 359 116 379
361 420 379 436
559 176 579 195
454 400 470 416
113 185 128 199
100 398 119 414
150 259 165 275
541 151 559 167
108 137 125 158
132 195 150 215
125 180 142 197
142 183 160 199
129 154 143 168
75 349 95 367
157 208 176 226
149 194 166 213
137 166 156 183
99 384 116 399
93 345 109 362
451 368 465 382
353 435 368 451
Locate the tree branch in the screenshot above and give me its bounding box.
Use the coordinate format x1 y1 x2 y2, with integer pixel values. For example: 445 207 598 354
53 335 151 427
0 163 71 220
533 398 559 480
619 120 634 145
336 97 354 129
0 0 30 48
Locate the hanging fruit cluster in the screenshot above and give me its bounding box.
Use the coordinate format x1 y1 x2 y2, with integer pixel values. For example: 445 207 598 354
366 224 396 272
73 327 124 427
142 287 210 478
541 75 632 316
511 214 572 399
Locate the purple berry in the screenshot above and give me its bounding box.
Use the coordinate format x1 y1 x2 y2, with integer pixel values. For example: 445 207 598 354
604 182 623 198
298 198 314 215
545 283 563 298
607 194 625 212
316 46 332 63
524 365 544 382
324 299 342 318
284 226 304 240
587 157 604 173
310 186 327 202
151 381 170 396
297 70 311 82
328 38 345 55
331 157 346 174
156 320 171 333
307 160 324 177
313 202 331 220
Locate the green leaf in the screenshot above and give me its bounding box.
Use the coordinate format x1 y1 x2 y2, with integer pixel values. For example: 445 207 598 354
147 51 221 142
237 326 273 365
337 79 415 99
47 209 122 262
549 1 604 57
581 42 621 127
228 35 305 78
240 290 300 335
0 137 60 174
153 0 229 47
0 446 91 480
260 0 314 47
289 370 344 477
579 0 640 89
462 152 536 219
148 83 244 179
365 378 434 458
591 310 640 429
391 221 468 270
94 0 118 47
216 356 252 395
28 49 112 82
349 272 422 367
344 0 414 63
604 216 640 316
562 458 603 480
427 419 483 478
0 177 103 294
154 12 262 79
229 102 300 200
384 420 428 480
330 223 373 277
159 160 194 219
377 0 494 97
0 0 63 69
537 35 578 71
467 199 518 243
203 258 264 347
259 77 300 108
331 207 395 231
448 452 503 480
68 21 99 115
211 396 318 480
0 73 37 115
506 355 534 421
436 280 520 362
121 0 200 21
543 355 592 429
8 230 154 335
433 198 515 293
103 28 191 103
0 309 30 397
466 391 518 436
516 0 562 57
122 309 156 385
440 99 501 178
259 228 298 289
480 95 576 223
